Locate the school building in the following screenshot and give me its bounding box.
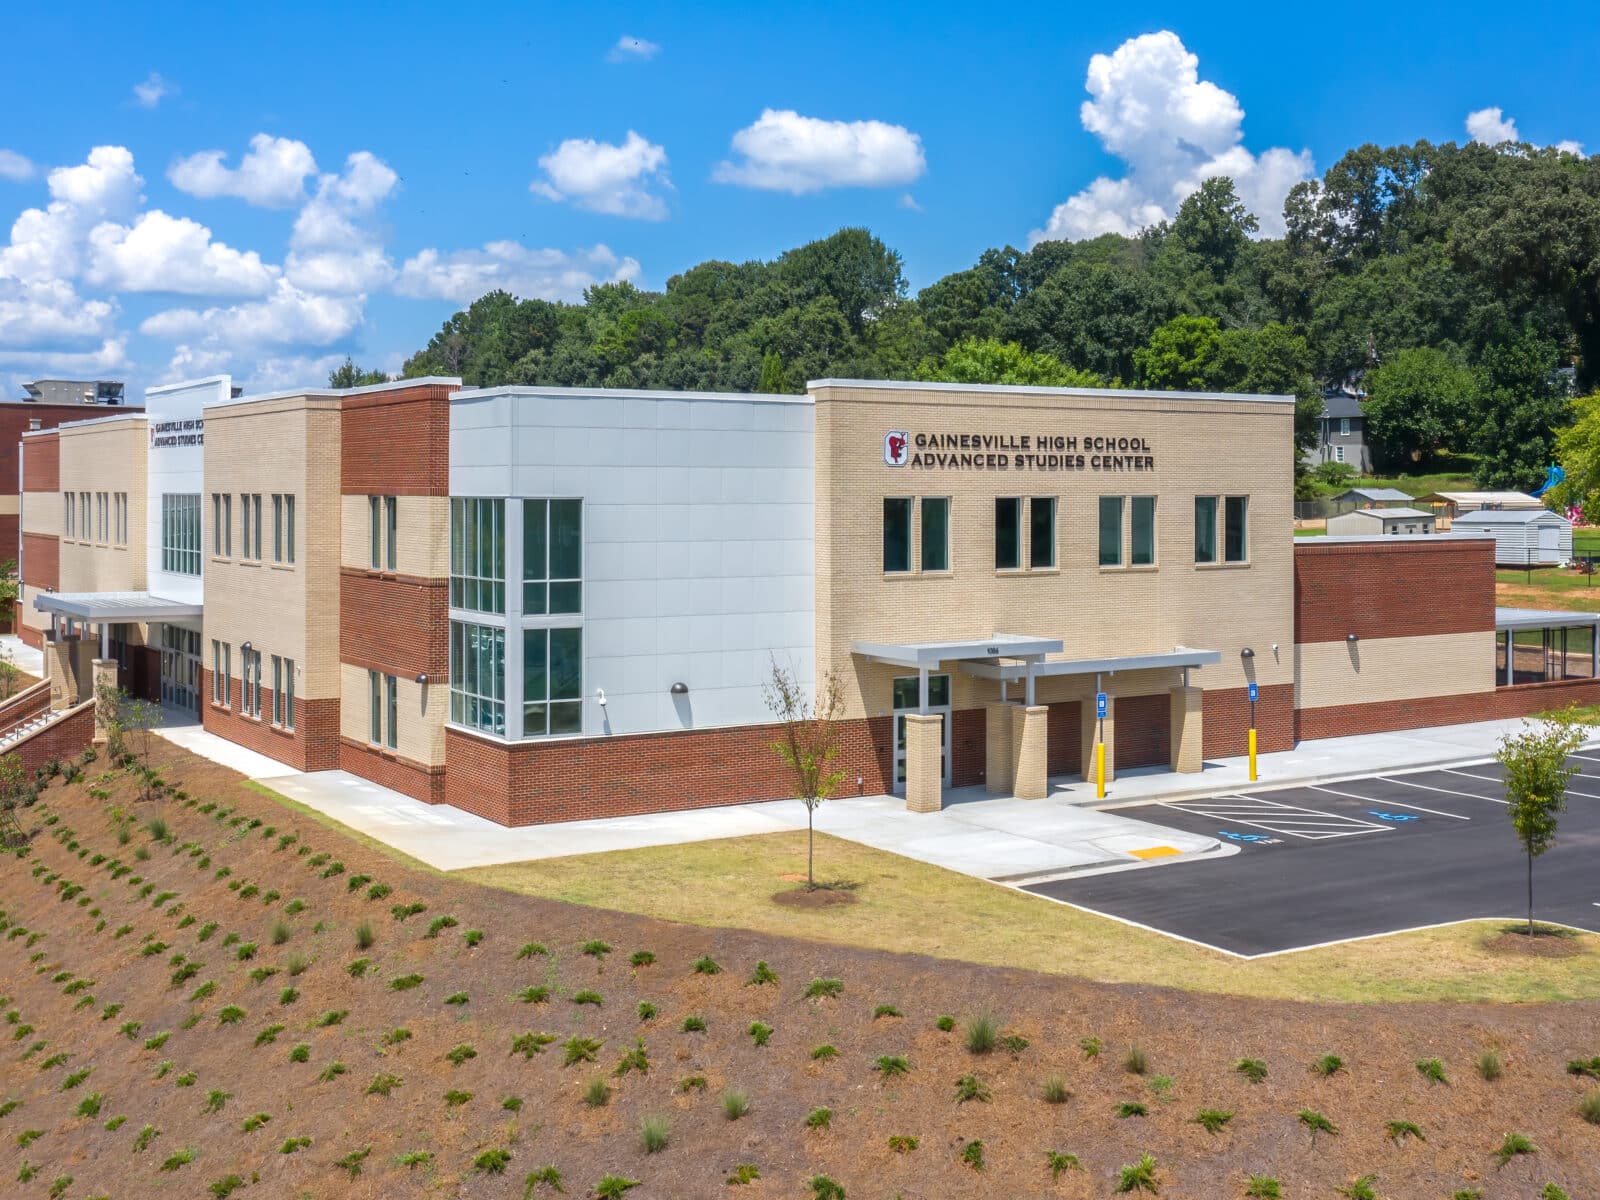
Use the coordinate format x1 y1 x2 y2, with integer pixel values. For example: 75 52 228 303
12 374 1598 825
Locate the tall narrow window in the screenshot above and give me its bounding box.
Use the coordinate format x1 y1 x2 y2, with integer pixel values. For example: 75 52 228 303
271 655 282 724
368 670 383 744
384 673 397 749
285 495 295 563
994 497 1021 570
161 494 202 575
384 496 396 570
212 494 224 555
369 495 381 568
449 498 506 613
1131 496 1157 566
1194 496 1218 564
882 498 911 574
1029 497 1056 569
920 497 950 572
64 493 73 538
1224 495 1249 563
211 640 230 705
272 495 284 562
1098 496 1124 567
221 494 230 555
523 627 584 737
242 648 261 717
448 620 505 735
524 499 583 613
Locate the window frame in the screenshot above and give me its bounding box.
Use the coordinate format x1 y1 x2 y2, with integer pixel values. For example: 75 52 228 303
449 497 507 614
1223 495 1249 563
994 496 1022 571
919 496 951 574
1028 496 1056 570
882 496 912 575
160 493 202 576
1097 495 1124 568
1130 495 1157 567
523 498 583 614
448 619 506 736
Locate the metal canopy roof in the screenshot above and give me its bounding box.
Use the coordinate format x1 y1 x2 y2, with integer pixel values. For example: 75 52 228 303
962 646 1222 681
1495 607 1600 631
34 591 203 622
850 633 1063 669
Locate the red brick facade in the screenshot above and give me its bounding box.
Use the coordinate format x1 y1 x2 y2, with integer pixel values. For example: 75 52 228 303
1297 677 1600 740
12 702 95 774
21 533 57 592
340 385 453 496
950 708 985 788
1203 682 1296 758
443 715 895 827
1047 700 1084 776
1294 537 1496 643
199 668 340 771
338 570 449 678
340 737 447 805
18 428 60 493
1115 692 1172 770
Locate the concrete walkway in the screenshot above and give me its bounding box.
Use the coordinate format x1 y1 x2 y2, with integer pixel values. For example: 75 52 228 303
1 634 43 679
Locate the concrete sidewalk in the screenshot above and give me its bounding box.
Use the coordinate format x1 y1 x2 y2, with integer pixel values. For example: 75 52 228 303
1 634 44 679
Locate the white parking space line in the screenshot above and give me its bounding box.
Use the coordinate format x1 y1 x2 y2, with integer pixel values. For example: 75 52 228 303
1377 776 1507 805
1448 766 1600 800
1161 793 1391 840
1567 751 1600 765
1308 784 1471 819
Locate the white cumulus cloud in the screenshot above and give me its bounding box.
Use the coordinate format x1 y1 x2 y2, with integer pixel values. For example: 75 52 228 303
713 109 926 194
1031 31 1313 244
396 241 641 304
284 150 399 293
0 277 117 348
132 72 174 108
607 35 660 62
0 337 128 373
86 210 278 295
0 150 33 182
141 279 364 347
530 131 670 219
1466 107 1583 156
169 133 319 207
0 145 143 283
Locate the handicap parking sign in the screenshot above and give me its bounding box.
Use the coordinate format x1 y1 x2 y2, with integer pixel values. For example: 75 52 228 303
1096 692 1107 719
1247 682 1258 702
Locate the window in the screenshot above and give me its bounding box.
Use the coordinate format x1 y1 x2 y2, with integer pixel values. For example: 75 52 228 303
211 640 230 706
369 495 398 570
272 494 295 563
240 493 262 560
1339 417 1351 436
241 647 261 718
1194 496 1218 563
882 497 911 574
63 492 73 539
161 494 202 575
367 670 398 749
1029 497 1056 569
80 493 89 540
449 498 506 613
920 497 950 572
96 492 108 542
994 498 1021 570
524 499 583 613
271 656 295 729
116 493 127 546
891 674 951 709
1334 445 1346 464
449 620 505 735
1098 496 1124 567
1131 496 1157 566
523 627 583 736
385 496 396 569
1224 495 1249 563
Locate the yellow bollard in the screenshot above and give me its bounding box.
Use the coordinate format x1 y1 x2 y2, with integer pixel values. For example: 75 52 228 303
1096 740 1106 799
1248 727 1258 782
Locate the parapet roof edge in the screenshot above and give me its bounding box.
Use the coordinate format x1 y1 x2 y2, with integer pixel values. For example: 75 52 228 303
49 411 149 433
205 375 464 409
146 374 231 396
807 378 1297 405
452 384 809 405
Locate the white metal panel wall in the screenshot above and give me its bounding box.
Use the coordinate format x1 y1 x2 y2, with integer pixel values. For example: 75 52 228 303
450 389 816 738
145 376 229 605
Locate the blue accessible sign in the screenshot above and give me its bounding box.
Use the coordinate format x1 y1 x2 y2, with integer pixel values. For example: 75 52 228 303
1247 682 1259 703
1096 692 1108 719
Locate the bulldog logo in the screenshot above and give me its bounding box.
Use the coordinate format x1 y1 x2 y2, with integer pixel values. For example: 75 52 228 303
884 431 909 466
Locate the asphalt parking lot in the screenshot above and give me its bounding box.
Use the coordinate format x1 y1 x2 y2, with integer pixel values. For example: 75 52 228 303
1024 754 1600 956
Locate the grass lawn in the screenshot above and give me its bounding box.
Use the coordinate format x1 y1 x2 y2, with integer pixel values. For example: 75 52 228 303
1495 571 1600 612
1293 527 1326 537
456 830 1599 1005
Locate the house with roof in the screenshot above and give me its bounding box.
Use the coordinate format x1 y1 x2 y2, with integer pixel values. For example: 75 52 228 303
1332 486 1413 511
1305 387 1371 472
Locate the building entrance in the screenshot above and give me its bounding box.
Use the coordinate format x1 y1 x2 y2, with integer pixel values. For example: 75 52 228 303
893 673 952 791
158 624 202 714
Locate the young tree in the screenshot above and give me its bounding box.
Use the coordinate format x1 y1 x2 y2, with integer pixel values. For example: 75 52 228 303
1495 713 1589 936
0 752 31 848
763 661 849 891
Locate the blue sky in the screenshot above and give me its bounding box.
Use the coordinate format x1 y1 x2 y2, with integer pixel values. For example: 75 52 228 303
2 0 1597 398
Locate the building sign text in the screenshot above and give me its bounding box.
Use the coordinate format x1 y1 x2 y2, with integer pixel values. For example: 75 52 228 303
151 418 204 449
887 430 1154 472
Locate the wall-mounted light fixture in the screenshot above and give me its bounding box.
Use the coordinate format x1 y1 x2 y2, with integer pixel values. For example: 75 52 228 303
415 672 429 686
1240 647 1255 659
1347 633 1359 643
670 682 688 695
240 641 252 654
596 688 607 708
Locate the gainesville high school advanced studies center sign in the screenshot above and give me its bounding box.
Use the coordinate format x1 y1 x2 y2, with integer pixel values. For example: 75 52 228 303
884 430 1154 472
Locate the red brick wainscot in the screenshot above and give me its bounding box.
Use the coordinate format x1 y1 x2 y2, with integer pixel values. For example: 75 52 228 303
199 669 340 772
1203 682 1295 759
1297 678 1600 741
444 715 896 827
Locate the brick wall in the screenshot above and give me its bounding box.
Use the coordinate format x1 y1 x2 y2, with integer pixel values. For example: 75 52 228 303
21 533 57 591
443 715 895 827
1115 692 1172 770
19 429 60 493
950 708 984 788
15 608 39 649
1203 682 1295 758
1295 538 1496 643
1298 677 1600 740
340 385 453 496
338 570 449 678
1046 700 1083 775
340 737 446 805
199 668 340 771
12 702 95 774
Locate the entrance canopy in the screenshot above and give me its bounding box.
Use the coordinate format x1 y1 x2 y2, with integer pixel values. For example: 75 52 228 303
34 591 204 623
961 646 1221 683
1494 606 1600 633
851 633 1062 670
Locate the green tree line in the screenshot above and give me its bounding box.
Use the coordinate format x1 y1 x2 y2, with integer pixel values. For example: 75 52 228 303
389 139 1600 495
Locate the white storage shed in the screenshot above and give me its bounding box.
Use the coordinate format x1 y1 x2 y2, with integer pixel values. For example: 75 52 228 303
1450 509 1573 566
1326 507 1438 536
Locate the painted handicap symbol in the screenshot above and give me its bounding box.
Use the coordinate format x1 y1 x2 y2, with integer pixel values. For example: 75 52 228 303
1367 811 1418 822
1218 831 1282 845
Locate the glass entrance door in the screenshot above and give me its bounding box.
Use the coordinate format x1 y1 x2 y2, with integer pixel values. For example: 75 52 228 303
159 624 202 714
892 673 952 792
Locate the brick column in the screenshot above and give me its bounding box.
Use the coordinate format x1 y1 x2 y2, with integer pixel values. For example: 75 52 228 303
1011 704 1048 799
1081 696 1115 785
1169 685 1203 774
984 702 1015 793
46 637 79 710
903 713 943 813
91 659 118 743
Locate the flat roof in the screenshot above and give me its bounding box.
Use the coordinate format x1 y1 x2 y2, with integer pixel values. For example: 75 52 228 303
208 376 464 410
1335 487 1412 502
851 633 1064 669
34 591 203 622
808 378 1297 405
963 647 1223 681
1496 607 1600 631
1423 491 1543 505
453 384 806 406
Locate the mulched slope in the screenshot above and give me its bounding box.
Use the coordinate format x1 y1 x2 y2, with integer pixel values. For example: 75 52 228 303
1 743 1598 1200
